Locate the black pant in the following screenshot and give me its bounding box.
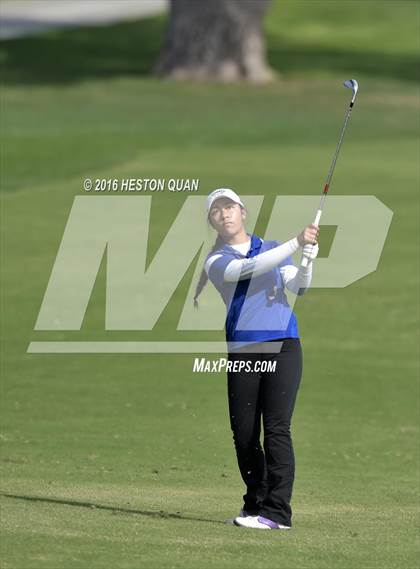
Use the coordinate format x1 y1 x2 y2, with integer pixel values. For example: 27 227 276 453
227 338 302 526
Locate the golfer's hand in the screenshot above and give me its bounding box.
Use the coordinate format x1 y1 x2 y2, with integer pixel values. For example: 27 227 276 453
302 242 319 261
297 224 319 246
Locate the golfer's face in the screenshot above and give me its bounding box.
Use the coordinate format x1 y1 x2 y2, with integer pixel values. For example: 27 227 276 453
209 198 244 237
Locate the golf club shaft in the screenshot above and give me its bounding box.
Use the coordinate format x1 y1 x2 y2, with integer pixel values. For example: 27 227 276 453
301 95 356 268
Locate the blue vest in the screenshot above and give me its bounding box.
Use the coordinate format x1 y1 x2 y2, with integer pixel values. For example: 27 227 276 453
206 234 299 347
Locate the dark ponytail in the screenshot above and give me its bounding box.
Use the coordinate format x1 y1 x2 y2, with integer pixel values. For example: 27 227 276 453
193 235 224 308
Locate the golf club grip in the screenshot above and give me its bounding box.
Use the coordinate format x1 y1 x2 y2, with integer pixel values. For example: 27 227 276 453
300 209 322 268
301 255 310 268
313 209 322 226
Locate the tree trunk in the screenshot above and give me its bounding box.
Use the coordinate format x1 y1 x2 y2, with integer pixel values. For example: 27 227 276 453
155 0 273 82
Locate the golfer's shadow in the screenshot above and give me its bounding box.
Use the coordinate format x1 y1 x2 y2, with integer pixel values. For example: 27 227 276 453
0 491 225 525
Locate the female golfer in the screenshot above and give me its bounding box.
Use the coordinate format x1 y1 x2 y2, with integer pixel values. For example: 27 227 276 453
194 188 319 530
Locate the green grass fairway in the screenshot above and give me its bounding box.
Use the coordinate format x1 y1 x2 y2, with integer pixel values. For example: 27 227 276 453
1 1 419 568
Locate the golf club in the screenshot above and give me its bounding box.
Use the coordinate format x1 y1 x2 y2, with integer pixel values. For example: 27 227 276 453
301 78 359 268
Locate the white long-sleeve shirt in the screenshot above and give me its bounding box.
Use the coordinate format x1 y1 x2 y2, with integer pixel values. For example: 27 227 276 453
204 237 313 295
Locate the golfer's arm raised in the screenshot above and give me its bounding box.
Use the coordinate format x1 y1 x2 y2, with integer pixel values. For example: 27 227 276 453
223 238 298 282
280 243 319 295
223 224 319 283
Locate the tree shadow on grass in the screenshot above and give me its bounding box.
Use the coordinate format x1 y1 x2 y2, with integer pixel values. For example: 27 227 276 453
0 491 226 525
267 42 419 84
0 16 418 86
0 16 166 85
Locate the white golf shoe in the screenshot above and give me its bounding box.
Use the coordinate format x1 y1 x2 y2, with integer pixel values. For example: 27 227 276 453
234 515 291 530
225 508 254 525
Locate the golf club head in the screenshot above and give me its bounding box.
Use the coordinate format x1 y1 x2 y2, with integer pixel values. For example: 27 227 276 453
343 79 358 103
